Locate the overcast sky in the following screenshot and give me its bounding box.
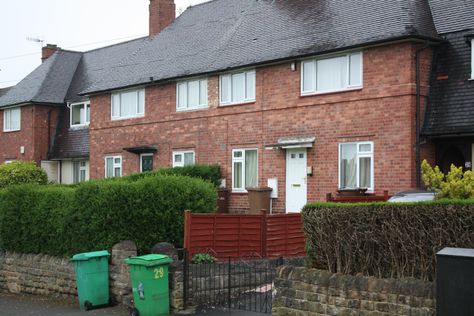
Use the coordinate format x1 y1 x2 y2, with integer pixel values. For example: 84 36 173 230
0 0 210 88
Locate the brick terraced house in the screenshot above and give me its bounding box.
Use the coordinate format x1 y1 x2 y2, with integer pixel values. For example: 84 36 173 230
0 0 470 213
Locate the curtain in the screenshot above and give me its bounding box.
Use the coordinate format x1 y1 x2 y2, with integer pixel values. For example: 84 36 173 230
106 158 113 178
184 153 194 166
245 150 258 188
340 144 357 188
359 157 371 188
233 161 242 189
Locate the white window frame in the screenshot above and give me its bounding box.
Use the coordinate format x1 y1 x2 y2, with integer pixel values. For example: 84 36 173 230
104 155 122 178
3 107 21 132
301 51 363 95
176 78 208 111
232 148 258 193
140 153 154 172
111 88 145 120
70 102 90 127
4 160 14 164
219 69 256 106
73 160 87 184
338 141 374 191
172 151 195 168
471 38 474 80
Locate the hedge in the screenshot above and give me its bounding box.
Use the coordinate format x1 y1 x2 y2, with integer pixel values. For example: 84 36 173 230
0 161 47 188
0 175 216 256
302 201 474 281
124 164 221 187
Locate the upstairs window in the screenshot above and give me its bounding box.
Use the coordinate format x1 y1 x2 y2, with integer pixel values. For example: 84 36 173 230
339 142 373 191
232 148 258 192
220 70 256 105
111 88 145 120
3 107 21 132
177 78 208 111
105 156 122 178
301 51 362 95
70 102 90 127
173 151 195 167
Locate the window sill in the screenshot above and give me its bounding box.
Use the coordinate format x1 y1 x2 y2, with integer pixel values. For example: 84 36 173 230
3 129 21 133
111 115 145 122
176 106 209 113
231 191 248 195
219 100 256 107
301 86 363 97
70 124 89 130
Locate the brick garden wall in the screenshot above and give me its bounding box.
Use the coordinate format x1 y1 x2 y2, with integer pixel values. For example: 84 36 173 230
88 41 434 213
273 266 435 316
0 241 136 305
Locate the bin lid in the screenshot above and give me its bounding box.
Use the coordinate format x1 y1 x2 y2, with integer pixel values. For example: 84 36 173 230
125 254 173 266
71 250 110 261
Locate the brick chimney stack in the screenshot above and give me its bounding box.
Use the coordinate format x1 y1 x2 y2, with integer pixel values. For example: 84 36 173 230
149 0 176 38
41 44 59 62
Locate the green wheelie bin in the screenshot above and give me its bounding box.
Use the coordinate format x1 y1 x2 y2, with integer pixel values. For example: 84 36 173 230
71 250 110 310
126 254 173 316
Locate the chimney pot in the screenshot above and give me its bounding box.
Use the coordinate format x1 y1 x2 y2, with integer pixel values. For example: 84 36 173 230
149 0 176 38
41 44 59 62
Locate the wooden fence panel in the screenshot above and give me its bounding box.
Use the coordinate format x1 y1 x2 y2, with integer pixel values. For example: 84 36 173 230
184 211 306 260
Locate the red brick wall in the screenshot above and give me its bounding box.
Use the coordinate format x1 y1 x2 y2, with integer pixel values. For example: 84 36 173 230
89 41 435 213
0 104 59 164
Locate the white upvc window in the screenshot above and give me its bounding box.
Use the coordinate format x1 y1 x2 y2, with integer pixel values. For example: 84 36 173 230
301 51 363 95
3 107 21 132
70 102 90 127
105 156 122 178
232 148 258 192
339 142 374 191
471 39 474 79
111 88 145 120
73 160 88 183
177 78 208 111
220 69 256 105
173 151 195 167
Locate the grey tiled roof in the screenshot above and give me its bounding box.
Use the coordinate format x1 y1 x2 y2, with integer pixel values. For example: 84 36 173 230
81 0 439 94
428 0 474 34
0 87 11 97
0 51 82 108
422 30 474 137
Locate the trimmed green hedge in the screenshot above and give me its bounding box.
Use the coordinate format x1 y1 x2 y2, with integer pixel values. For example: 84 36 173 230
125 164 221 187
302 201 474 281
0 161 47 188
0 175 216 256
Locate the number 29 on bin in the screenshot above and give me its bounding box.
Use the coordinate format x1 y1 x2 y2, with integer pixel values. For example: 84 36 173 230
154 267 164 279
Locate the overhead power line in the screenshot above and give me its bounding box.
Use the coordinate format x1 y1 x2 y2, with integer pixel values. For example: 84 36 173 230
0 33 147 61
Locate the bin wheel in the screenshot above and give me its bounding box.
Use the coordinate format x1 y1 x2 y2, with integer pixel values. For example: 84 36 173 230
84 301 93 311
129 307 140 316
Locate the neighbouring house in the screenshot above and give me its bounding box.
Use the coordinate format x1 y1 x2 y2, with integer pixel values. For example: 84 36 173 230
0 0 465 213
422 0 474 174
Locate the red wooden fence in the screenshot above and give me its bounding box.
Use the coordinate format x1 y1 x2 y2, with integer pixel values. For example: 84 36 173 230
184 210 306 260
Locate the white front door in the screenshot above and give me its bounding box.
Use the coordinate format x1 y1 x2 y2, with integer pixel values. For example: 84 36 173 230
286 148 307 213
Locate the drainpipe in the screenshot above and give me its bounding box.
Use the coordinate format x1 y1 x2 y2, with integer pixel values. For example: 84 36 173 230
415 42 431 188
47 109 52 158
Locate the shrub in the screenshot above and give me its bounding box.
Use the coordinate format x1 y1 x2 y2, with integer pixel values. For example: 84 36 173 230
125 164 222 187
422 160 474 199
191 253 217 264
0 175 217 256
302 201 474 281
0 161 47 188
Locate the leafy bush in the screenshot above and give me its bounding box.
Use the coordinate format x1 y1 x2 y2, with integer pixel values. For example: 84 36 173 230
421 159 474 199
0 161 47 188
0 175 217 256
125 164 221 187
302 201 474 281
191 253 217 264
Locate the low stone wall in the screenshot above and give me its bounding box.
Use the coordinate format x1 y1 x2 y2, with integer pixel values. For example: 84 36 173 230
0 241 136 304
273 266 435 316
